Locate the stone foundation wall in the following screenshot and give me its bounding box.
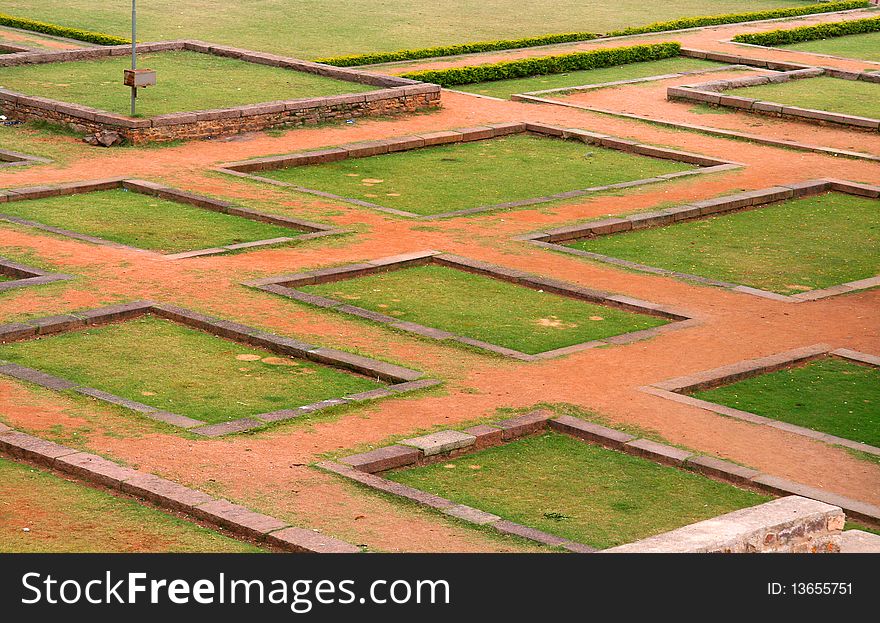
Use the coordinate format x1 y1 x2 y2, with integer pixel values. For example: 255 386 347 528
0 40 441 144
0 89 440 144
603 496 845 553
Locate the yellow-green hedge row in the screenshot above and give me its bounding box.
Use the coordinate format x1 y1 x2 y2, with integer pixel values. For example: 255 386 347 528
0 13 129 46
400 42 681 87
604 1 868 37
319 1 868 67
315 32 601 67
732 14 880 46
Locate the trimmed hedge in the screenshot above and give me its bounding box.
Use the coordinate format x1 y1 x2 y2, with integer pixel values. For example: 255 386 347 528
0 13 129 46
605 1 870 37
400 42 681 87
317 1 867 67
732 15 880 46
316 32 600 67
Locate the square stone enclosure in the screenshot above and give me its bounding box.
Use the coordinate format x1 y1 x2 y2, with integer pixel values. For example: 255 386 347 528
244 250 695 361
0 40 440 143
523 178 880 303
218 121 740 220
0 257 73 293
321 409 876 550
0 177 343 259
0 301 439 437
668 67 880 131
642 344 880 457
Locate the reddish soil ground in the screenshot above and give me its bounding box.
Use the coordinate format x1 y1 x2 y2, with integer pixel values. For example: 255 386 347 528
0 12 878 552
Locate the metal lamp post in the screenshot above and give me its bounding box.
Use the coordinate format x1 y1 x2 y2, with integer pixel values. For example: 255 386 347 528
123 1 155 116
130 0 137 116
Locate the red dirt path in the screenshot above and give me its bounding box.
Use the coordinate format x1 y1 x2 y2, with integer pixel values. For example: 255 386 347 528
0 14 878 552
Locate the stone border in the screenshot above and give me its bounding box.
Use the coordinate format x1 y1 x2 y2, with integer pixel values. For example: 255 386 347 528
723 38 880 69
0 177 343 259
243 250 696 361
641 344 880 457
0 40 440 144
668 67 880 132
0 148 51 169
516 63 769 99
511 48 880 162
217 121 741 220
320 409 880 551
0 301 438 437
0 423 359 552
0 257 73 292
602 496 844 553
520 178 880 303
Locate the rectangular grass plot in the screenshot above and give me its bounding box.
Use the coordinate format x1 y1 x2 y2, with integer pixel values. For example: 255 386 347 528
547 182 880 300
0 50 374 118
1 190 299 254
0 316 384 425
0 179 337 258
302 264 667 355
260 134 696 216
778 30 880 63
692 357 880 448
388 433 769 550
732 76 879 120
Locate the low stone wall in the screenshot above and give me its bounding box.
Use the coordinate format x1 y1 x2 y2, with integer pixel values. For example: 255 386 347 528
324 410 880 551
0 40 441 144
668 67 880 131
603 496 844 553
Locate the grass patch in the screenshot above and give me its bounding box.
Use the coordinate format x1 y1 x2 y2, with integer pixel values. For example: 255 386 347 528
567 192 879 295
262 134 695 215
389 432 769 549
733 76 880 119
456 57 727 98
4 1 816 58
0 457 262 553
0 50 373 117
0 189 302 253
302 264 668 354
693 358 880 447
0 316 384 423
779 30 880 62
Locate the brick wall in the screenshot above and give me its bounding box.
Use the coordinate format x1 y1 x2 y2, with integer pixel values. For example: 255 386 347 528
0 40 441 144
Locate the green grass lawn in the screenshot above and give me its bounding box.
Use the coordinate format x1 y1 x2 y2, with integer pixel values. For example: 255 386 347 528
567 192 880 295
389 432 769 549
778 31 880 62
733 76 880 119
263 134 695 215
693 358 880 447
0 51 373 117
302 264 668 354
0 189 302 253
7 1 813 58
456 57 728 99
0 457 262 553
0 316 383 423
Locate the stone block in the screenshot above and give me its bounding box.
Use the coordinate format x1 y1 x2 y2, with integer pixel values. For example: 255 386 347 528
494 410 552 440
548 415 634 449
400 430 476 456
194 499 288 539
623 439 692 466
266 526 361 553
339 445 420 473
